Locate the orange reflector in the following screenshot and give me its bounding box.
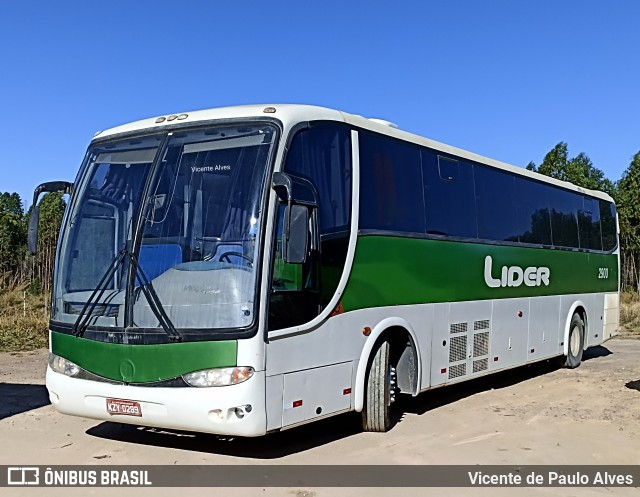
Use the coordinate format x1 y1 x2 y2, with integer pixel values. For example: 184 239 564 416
330 301 344 317
293 400 303 408
362 327 371 336
343 388 351 395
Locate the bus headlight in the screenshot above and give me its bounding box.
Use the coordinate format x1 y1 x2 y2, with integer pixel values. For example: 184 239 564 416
49 353 81 377
182 367 254 387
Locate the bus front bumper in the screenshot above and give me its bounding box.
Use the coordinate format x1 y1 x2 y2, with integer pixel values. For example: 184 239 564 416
45 366 268 437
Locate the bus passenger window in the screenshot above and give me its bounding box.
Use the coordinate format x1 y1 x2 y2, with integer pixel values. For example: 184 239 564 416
359 132 425 233
423 153 477 238
578 198 601 250
474 165 519 242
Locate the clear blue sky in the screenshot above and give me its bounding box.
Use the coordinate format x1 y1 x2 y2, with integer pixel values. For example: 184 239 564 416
1 1 638 208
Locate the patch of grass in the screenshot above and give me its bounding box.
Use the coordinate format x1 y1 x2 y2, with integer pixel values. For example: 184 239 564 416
620 291 640 338
0 290 49 352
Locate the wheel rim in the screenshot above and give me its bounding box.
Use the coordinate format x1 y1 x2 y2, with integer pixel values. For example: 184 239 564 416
388 365 397 404
570 324 581 356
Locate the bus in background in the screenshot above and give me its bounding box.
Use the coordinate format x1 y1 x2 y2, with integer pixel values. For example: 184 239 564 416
29 105 619 435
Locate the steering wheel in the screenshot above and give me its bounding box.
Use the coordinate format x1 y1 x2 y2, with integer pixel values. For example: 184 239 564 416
219 251 253 267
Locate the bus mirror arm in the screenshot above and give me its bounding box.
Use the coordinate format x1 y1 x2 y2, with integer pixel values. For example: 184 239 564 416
272 172 293 203
271 171 319 207
28 181 74 255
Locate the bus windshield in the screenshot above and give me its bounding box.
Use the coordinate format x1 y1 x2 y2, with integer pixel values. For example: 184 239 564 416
53 123 277 338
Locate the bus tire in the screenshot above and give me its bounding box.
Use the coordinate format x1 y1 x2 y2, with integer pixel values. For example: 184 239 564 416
362 340 392 432
562 313 585 369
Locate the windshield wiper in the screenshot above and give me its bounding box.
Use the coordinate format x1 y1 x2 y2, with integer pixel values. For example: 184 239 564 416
73 248 182 342
128 252 182 342
73 249 127 338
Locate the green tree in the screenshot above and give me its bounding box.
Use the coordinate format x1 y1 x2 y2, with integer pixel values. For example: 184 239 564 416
527 142 615 196
27 192 66 294
617 151 640 290
0 192 27 288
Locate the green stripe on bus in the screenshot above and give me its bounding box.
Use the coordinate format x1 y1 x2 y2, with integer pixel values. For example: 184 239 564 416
51 332 237 383
342 235 618 312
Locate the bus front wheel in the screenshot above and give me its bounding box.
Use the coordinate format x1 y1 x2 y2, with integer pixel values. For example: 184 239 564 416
362 340 393 432
561 313 585 369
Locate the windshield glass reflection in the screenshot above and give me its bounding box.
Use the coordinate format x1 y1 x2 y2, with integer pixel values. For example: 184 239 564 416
53 124 276 335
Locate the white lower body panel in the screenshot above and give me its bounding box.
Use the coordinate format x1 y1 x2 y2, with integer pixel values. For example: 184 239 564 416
46 367 267 437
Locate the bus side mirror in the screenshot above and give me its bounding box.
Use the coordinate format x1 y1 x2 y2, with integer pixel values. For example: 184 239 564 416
28 204 40 255
28 181 73 255
272 172 318 264
283 204 309 264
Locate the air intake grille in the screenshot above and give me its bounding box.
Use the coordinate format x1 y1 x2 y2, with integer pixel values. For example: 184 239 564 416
473 358 489 373
449 363 466 379
473 332 490 357
474 319 490 330
447 317 491 381
449 335 467 363
450 322 467 334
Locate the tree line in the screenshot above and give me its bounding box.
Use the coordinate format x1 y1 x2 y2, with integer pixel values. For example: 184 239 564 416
0 192 65 295
1 142 640 300
527 143 640 291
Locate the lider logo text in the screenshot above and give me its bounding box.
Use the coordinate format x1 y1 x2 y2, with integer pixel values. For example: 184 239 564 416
484 256 550 288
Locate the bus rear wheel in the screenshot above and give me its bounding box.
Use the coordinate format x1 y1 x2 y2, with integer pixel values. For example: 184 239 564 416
561 313 585 369
362 340 394 432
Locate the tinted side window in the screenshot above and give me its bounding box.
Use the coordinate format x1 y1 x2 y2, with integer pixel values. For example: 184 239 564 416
475 165 519 242
579 197 602 250
423 152 477 238
359 132 425 233
516 178 552 245
549 188 581 248
600 201 617 251
285 125 352 233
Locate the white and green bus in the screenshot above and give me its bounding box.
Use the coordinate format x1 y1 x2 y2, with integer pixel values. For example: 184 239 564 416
30 104 619 435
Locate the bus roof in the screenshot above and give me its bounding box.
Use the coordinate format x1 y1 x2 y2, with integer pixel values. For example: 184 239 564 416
94 104 614 203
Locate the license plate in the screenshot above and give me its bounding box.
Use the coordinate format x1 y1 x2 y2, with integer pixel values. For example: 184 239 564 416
106 398 142 417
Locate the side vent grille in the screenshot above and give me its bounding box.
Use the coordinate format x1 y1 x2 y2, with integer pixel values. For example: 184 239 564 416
449 363 466 379
449 336 467 363
473 358 489 373
474 319 490 331
450 322 467 334
447 318 491 379
473 332 490 358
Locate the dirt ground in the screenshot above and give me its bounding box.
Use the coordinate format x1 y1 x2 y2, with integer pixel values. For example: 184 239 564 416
1 338 640 497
